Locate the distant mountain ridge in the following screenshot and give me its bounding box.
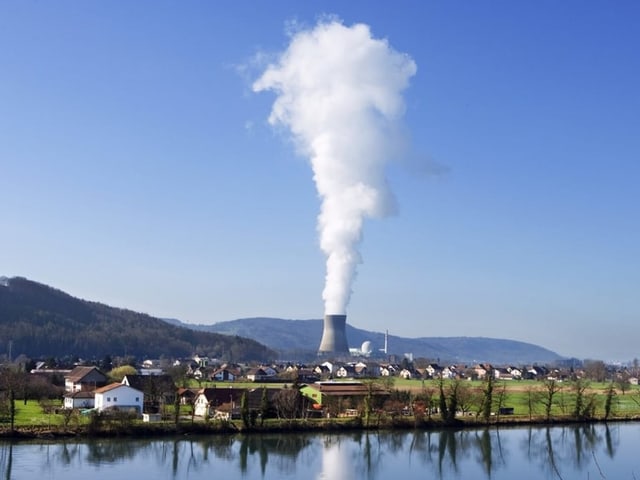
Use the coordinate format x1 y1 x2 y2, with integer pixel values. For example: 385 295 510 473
165 317 564 365
0 276 563 365
0 277 275 361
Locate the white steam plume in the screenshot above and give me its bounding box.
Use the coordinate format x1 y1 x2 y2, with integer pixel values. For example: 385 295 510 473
254 20 416 315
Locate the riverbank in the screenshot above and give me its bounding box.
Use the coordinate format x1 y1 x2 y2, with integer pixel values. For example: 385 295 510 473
3 412 640 440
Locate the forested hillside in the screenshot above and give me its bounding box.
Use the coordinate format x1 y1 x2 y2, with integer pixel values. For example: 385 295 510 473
0 277 275 361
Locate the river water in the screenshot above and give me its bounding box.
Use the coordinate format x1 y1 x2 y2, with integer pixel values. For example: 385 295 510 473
1 423 639 479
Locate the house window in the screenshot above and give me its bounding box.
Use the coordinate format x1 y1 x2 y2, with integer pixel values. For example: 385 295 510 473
114 397 117 402
135 397 139 402
107 397 111 402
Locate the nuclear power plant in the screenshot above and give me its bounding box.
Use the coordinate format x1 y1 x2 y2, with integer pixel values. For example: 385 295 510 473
318 314 349 355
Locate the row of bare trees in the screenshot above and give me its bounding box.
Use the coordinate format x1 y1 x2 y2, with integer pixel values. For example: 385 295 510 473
423 375 622 425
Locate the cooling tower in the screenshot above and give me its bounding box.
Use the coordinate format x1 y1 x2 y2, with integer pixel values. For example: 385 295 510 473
318 314 349 355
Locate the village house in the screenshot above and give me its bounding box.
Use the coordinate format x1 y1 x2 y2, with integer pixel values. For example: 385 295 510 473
507 367 523 379
245 368 269 382
525 365 549 380
335 364 357 378
441 366 456 379
283 365 320 383
260 366 278 377
94 383 144 414
493 367 513 380
193 355 210 367
380 364 398 377
186 363 203 379
313 364 331 378
354 361 376 377
193 388 242 417
64 366 108 393
177 387 199 406
473 364 490 380
424 364 443 378
210 367 239 382
192 387 274 418
63 390 95 410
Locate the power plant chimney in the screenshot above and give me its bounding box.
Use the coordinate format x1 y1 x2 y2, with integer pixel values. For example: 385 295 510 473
318 314 349 355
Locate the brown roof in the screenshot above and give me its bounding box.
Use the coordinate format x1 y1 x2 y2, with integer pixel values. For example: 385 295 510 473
177 387 199 398
122 374 175 393
95 382 137 394
64 391 95 399
65 366 106 383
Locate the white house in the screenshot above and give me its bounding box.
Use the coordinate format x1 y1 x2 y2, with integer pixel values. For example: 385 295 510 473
336 365 356 378
260 366 278 377
94 383 144 414
441 367 455 379
211 368 238 382
321 361 334 374
246 368 269 382
507 367 523 379
63 391 95 410
193 388 217 417
399 368 413 379
380 365 398 377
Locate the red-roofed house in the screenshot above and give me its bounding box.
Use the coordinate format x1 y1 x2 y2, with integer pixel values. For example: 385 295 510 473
94 383 144 414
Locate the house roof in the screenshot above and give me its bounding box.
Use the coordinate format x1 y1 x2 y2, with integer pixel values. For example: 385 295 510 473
212 368 240 376
177 387 200 397
95 383 142 395
65 366 106 383
122 374 175 392
64 391 96 399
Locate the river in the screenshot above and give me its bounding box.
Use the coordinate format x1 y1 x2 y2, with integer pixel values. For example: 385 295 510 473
1 423 639 479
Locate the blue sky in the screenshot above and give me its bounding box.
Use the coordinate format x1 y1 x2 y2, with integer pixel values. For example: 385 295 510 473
1 1 638 361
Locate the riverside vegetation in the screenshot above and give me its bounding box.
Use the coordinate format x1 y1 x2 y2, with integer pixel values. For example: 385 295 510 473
2 377 640 438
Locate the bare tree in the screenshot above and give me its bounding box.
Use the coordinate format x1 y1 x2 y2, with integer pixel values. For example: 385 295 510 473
454 382 475 416
272 386 302 421
583 360 607 382
616 371 632 395
525 386 541 421
494 383 508 422
540 380 562 421
604 383 617 420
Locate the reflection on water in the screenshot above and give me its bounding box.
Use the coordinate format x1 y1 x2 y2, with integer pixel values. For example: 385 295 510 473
0 423 636 479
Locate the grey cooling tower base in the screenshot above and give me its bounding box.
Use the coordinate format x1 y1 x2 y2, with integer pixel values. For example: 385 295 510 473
318 314 349 355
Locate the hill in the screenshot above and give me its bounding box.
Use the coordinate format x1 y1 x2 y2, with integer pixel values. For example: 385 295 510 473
0 277 275 361
167 317 564 365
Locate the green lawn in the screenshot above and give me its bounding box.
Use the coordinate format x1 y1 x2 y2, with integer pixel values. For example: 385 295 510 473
12 399 63 427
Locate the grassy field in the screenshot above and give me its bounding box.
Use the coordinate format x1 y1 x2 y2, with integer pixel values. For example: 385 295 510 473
391 378 640 419
12 400 64 427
